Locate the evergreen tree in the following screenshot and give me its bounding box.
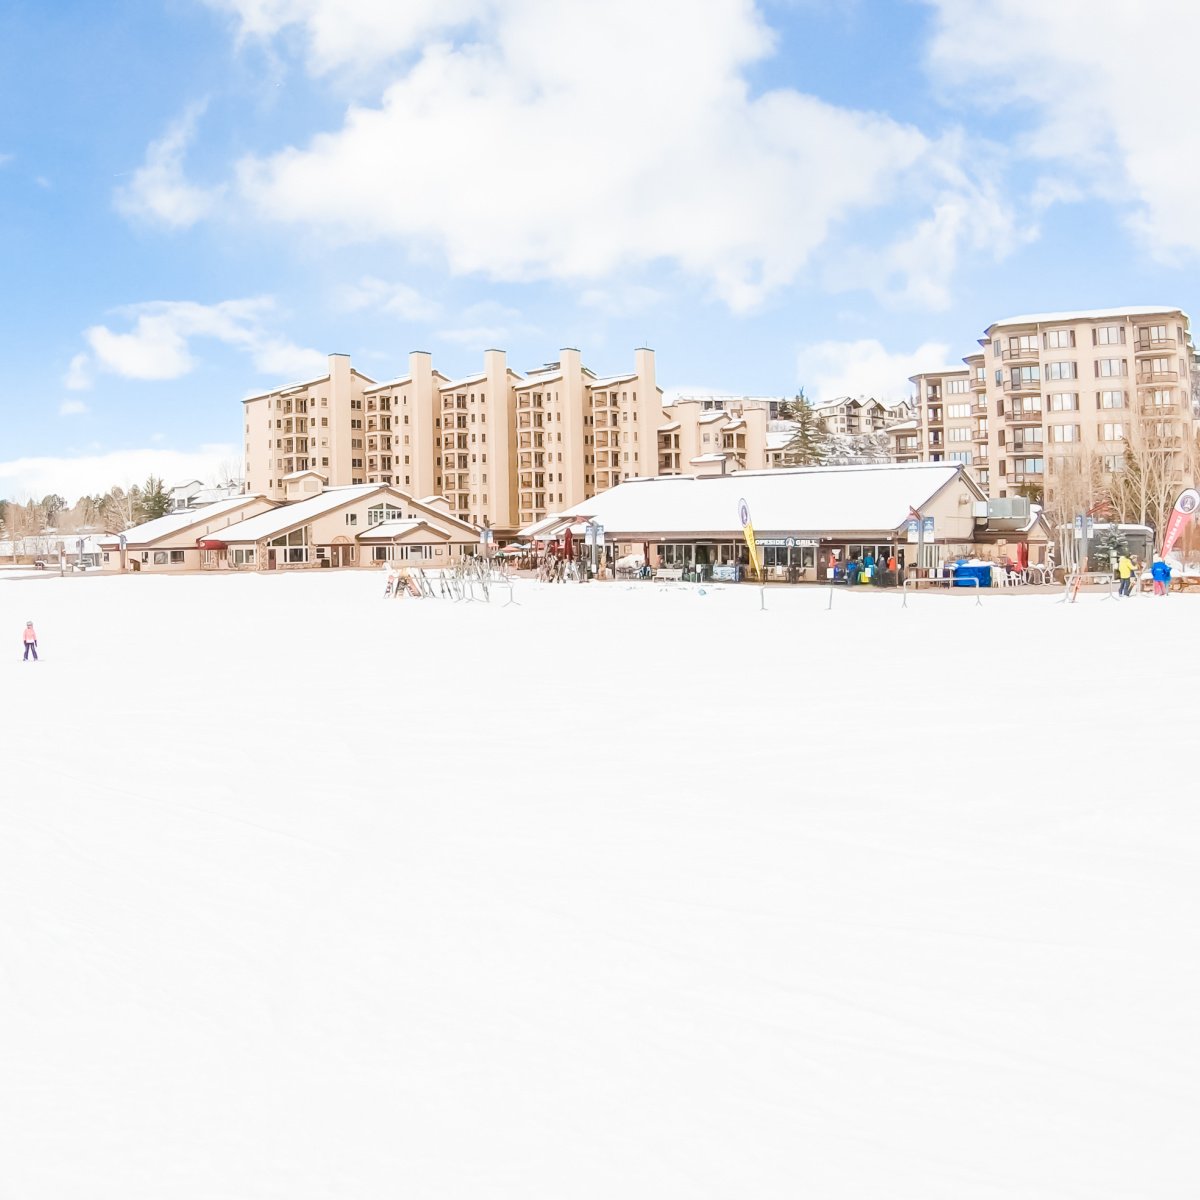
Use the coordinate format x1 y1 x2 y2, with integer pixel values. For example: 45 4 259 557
1093 523 1128 572
137 476 171 522
781 396 829 466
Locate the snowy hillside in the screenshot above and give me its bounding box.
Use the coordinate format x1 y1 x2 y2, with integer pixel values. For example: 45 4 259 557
1 570 1197 1198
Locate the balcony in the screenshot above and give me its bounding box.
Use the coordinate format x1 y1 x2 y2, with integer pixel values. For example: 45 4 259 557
1005 407 1043 424
971 400 989 414
1003 378 1041 394
1135 338 1176 354
1006 472 1044 484
1137 371 1179 384
517 413 543 430
972 428 989 443
970 377 987 393
1001 346 1039 363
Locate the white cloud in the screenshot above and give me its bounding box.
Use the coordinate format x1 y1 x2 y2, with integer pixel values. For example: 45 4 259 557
116 103 225 229
206 0 997 309
925 0 1200 259
64 353 92 391
0 444 238 503
59 400 89 417
831 139 1030 310
433 301 531 347
78 298 326 382
796 338 952 404
336 276 436 320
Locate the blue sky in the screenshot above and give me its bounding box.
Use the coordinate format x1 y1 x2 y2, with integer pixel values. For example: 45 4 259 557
2 0 1197 499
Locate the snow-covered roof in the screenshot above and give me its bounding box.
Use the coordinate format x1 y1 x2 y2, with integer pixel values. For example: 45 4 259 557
281 469 327 481
362 375 412 393
517 513 569 539
887 419 919 432
765 432 792 450
215 485 384 544
440 373 487 391
355 519 452 542
690 453 729 463
698 411 728 425
561 463 975 536
515 371 562 390
989 305 1188 330
658 421 681 432
99 494 269 547
590 373 637 388
242 372 328 402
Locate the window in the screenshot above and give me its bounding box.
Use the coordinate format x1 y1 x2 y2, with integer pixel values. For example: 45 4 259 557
232 548 256 566
1048 424 1080 443
947 403 971 418
1094 326 1125 345
1096 358 1127 377
1144 389 1174 407
1010 366 1040 387
1048 392 1079 411
949 450 972 464
949 427 972 442
1098 422 1125 441
169 550 185 564
1139 357 1172 378
1013 457 1044 474
346 513 358 526
1007 334 1038 355
1137 324 1172 346
1101 454 1125 472
1045 361 1076 380
153 551 168 565
946 379 970 394
1097 390 1126 409
1044 329 1075 349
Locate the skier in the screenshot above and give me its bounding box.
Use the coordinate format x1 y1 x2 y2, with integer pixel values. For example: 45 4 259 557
1151 556 1172 597
1116 552 1134 597
22 620 38 661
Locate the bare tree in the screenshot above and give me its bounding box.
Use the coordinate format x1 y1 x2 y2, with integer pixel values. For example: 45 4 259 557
1109 412 1185 539
1043 450 1106 568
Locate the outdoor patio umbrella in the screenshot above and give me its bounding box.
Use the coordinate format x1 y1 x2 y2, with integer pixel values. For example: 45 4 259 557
563 527 573 559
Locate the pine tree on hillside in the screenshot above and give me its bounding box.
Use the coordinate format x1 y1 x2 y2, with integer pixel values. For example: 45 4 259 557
137 476 171 522
782 396 829 466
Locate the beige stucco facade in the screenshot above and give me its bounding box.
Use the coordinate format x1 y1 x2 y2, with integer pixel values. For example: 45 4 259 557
906 306 1198 504
209 482 479 571
243 354 377 501
98 495 275 573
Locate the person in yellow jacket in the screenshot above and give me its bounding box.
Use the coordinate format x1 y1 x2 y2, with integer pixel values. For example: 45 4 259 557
1117 553 1134 597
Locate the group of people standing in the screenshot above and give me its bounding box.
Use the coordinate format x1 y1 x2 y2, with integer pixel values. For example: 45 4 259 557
833 551 900 586
1116 553 1173 597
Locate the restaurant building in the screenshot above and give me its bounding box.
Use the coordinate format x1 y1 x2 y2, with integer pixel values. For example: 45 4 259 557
547 462 1048 580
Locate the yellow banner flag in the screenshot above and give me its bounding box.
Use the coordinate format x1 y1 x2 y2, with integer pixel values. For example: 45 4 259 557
738 497 762 581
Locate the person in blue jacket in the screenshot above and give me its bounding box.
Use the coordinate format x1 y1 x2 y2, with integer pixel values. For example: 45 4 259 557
1151 556 1172 596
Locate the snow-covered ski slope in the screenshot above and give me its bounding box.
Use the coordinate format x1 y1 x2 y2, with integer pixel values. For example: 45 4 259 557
2 570 1197 1199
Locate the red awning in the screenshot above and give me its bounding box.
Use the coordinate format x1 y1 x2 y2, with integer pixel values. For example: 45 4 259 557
197 539 227 550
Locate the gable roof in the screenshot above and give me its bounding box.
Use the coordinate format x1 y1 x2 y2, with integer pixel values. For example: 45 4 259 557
561 463 979 536
98 494 269 547
215 485 386 543
355 519 454 543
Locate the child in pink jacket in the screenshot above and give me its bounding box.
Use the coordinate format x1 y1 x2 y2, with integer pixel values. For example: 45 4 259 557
22 621 38 661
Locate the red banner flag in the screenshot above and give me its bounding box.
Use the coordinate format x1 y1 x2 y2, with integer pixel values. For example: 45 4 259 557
1160 488 1200 559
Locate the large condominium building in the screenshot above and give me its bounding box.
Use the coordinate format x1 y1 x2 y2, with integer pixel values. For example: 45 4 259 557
244 346 662 537
909 306 1198 502
656 398 769 476
243 354 376 501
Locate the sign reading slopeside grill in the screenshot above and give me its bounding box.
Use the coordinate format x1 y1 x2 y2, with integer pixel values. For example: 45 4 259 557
755 537 818 548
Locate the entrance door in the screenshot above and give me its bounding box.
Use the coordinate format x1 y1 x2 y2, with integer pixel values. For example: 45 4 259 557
267 548 277 571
